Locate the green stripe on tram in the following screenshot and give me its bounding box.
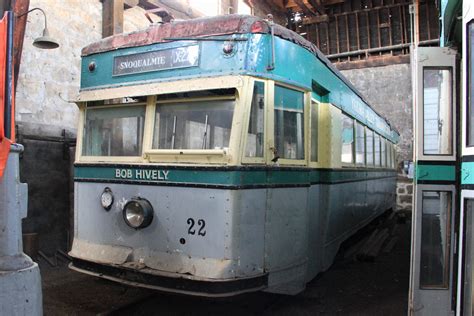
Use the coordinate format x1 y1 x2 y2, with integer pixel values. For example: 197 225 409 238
74 166 396 186
415 163 456 182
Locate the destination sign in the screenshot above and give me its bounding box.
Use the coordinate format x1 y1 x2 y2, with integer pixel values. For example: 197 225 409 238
113 44 199 76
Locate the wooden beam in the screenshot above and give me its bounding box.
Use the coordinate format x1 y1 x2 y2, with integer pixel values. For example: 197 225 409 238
124 0 139 9
308 0 325 14
102 0 124 38
294 0 317 15
303 14 329 24
334 55 410 70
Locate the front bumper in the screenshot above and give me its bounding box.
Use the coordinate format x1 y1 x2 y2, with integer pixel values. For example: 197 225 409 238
70 258 268 297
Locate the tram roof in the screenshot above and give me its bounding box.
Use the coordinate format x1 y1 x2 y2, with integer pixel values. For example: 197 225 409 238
82 14 398 136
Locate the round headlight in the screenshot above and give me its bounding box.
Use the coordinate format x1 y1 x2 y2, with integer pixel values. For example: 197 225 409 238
100 187 114 211
123 198 153 229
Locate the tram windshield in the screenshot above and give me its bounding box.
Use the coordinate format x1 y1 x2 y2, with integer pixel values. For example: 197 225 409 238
153 90 235 150
82 101 146 157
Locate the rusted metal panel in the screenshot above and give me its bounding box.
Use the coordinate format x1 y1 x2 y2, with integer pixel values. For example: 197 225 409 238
69 238 132 265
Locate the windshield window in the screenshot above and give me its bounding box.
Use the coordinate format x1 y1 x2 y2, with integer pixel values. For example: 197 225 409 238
82 105 146 156
153 98 235 150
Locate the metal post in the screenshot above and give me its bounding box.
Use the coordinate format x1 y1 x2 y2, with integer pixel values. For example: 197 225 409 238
0 144 42 315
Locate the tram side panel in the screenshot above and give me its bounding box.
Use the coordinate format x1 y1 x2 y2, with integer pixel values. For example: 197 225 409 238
263 187 310 294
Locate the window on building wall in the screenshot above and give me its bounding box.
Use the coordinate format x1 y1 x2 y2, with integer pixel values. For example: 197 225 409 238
274 85 305 160
355 122 365 165
468 22 474 146
245 81 265 158
341 113 354 164
374 133 381 166
381 138 386 167
423 68 452 155
310 101 318 162
366 129 374 166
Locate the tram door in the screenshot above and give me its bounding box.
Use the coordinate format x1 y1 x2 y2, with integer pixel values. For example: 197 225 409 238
410 47 457 315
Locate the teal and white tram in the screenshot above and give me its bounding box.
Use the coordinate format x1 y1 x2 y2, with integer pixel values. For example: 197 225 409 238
69 15 399 296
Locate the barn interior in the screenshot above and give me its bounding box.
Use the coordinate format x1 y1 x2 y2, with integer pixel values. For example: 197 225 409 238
0 0 441 314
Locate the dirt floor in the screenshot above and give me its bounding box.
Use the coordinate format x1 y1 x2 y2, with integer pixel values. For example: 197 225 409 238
41 213 411 315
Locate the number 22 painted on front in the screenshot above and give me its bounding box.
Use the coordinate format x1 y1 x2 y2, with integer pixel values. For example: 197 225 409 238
187 218 206 236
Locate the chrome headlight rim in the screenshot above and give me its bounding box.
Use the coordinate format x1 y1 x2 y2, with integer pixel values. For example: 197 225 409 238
122 197 154 229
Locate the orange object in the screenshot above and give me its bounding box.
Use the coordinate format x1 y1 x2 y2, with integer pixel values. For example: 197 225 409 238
0 12 13 178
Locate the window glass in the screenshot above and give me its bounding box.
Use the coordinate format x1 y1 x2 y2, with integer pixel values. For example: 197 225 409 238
153 98 235 150
341 114 354 164
374 133 381 166
423 68 452 155
245 82 265 157
468 22 474 146
387 143 392 168
366 129 374 166
420 191 451 288
355 122 365 165
310 102 318 162
274 85 305 160
82 105 145 156
464 199 474 314
381 138 386 167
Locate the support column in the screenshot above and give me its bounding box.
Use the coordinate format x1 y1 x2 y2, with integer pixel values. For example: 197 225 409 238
0 144 42 315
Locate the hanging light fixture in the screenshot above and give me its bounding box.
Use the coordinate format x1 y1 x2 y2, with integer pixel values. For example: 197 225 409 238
17 7 59 49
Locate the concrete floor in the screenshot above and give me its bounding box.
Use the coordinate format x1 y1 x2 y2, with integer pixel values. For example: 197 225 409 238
41 216 410 315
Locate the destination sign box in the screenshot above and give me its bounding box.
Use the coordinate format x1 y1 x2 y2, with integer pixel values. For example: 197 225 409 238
113 44 199 76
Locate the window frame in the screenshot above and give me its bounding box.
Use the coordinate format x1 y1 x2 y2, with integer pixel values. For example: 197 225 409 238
419 189 453 289
421 67 454 156
268 81 309 166
242 78 268 165
341 112 355 167
374 133 381 167
415 48 456 161
77 101 149 163
145 88 244 164
309 99 320 166
365 127 375 167
355 120 366 167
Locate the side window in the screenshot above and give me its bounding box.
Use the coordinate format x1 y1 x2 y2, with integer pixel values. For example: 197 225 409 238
341 113 354 164
387 143 392 168
423 68 452 155
420 191 452 289
366 129 374 166
355 122 365 165
381 138 386 167
245 81 265 158
274 85 305 160
83 105 146 157
374 133 381 166
310 101 318 162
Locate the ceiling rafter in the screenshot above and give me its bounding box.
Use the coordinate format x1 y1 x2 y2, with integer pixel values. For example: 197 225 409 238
293 0 317 16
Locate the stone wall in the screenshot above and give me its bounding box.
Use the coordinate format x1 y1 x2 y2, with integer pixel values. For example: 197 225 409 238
340 63 413 163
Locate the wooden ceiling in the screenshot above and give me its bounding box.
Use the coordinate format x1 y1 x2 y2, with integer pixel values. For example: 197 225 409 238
267 0 345 15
